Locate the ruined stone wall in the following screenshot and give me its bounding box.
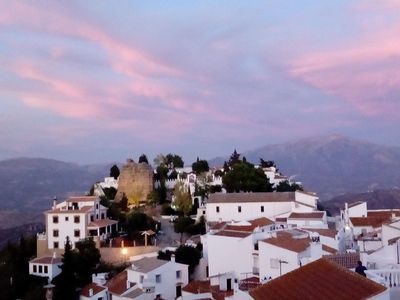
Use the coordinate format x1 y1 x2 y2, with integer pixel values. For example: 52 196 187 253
114 159 154 204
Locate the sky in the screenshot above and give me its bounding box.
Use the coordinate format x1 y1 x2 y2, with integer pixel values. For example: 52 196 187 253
1 0 400 164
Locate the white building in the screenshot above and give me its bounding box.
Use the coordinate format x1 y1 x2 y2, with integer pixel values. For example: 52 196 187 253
105 256 189 300
287 211 328 228
44 196 118 251
206 191 318 223
80 282 108 300
28 253 62 280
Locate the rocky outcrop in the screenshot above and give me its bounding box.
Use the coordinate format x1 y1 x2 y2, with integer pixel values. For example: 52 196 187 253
114 159 153 205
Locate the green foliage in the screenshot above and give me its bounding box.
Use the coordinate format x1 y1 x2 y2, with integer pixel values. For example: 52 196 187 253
259 158 276 168
157 245 202 275
192 157 209 175
214 170 223 177
161 204 177 216
155 165 169 181
110 164 120 179
168 170 178 179
276 180 303 192
223 160 273 193
152 182 167 204
173 181 192 216
209 185 222 193
174 216 195 243
186 216 206 235
165 153 184 168
138 154 149 164
103 187 117 200
54 237 77 300
229 149 241 166
126 211 158 235
74 238 101 286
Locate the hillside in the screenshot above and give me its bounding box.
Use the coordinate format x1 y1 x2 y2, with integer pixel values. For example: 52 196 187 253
322 189 400 215
0 157 113 217
209 135 400 201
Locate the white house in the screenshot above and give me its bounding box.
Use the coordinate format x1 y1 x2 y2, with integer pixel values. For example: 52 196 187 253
206 191 318 223
80 282 108 300
43 196 118 251
258 229 322 280
287 211 328 228
28 253 62 280
106 256 189 300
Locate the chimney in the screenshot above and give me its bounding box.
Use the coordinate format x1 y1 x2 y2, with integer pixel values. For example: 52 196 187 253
309 233 322 259
171 254 175 262
52 196 57 210
52 252 57 259
89 288 93 297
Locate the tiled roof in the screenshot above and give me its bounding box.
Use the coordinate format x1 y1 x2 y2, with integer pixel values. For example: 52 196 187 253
46 206 93 214
106 270 129 295
368 210 400 218
350 217 387 228
210 222 227 230
213 230 251 238
66 196 98 202
323 253 360 269
288 212 325 219
249 217 274 227
262 231 310 253
322 244 338 254
131 257 168 273
80 282 106 297
88 219 118 228
300 228 337 238
250 259 386 300
208 192 296 204
182 280 234 300
30 256 62 264
275 217 287 222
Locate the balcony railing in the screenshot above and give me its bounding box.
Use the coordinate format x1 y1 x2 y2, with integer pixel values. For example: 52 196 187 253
366 269 400 288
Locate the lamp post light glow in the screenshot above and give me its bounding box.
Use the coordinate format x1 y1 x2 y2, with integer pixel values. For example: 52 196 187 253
121 247 128 262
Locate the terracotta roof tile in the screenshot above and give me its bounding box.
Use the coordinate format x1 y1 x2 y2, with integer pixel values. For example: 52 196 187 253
350 217 387 228
288 212 325 219
80 282 106 297
66 196 98 202
88 219 118 228
182 280 234 300
249 217 274 227
368 210 400 218
262 231 310 253
208 192 296 204
213 230 251 238
250 258 386 300
30 256 62 264
106 270 129 295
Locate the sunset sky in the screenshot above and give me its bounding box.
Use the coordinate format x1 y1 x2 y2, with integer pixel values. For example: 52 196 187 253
1 1 400 164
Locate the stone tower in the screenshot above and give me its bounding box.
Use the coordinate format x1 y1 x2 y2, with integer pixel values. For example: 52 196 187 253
114 159 154 205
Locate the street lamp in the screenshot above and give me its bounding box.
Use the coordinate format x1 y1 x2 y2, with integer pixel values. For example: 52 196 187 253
121 247 128 262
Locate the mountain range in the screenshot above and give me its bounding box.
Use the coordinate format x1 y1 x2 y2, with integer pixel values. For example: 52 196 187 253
1 134 400 228
209 134 400 201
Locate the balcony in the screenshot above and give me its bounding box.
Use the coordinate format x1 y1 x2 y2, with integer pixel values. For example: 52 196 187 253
366 269 400 287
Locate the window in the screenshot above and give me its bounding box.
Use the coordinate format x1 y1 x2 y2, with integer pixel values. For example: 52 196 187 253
44 266 48 273
140 275 144 283
90 215 94 222
261 206 264 212
74 216 80 223
53 230 59 237
74 229 80 237
96 203 99 209
238 206 242 213
53 216 58 223
33 265 37 273
176 270 181 279
39 265 43 273
101 213 105 219
156 274 161 283
53 242 59 249
203 210 205 214
65 216 69 221
254 243 259 251
216 206 220 213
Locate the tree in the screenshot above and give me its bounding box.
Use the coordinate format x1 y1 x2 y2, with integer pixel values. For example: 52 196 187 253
138 154 149 164
165 153 184 168
174 216 194 244
276 180 303 192
192 157 209 175
54 237 77 300
110 165 120 179
74 238 101 287
228 149 241 166
223 160 273 193
259 158 275 168
157 245 201 275
173 182 192 216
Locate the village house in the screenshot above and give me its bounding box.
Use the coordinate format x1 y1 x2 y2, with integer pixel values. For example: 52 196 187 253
206 191 318 223
36 196 118 257
250 258 389 300
28 252 62 281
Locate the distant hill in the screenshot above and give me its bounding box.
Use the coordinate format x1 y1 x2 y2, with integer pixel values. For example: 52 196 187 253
0 157 114 215
209 135 400 201
322 189 400 216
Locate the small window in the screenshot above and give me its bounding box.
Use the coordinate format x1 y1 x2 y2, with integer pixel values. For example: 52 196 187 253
65 216 69 221
101 213 105 219
140 275 144 283
261 206 264 212
90 215 94 222
33 265 37 273
216 206 220 213
238 206 242 213
54 242 59 249
74 230 80 237
53 216 59 223
74 216 80 223
203 210 205 215
176 270 181 279
254 243 259 251
96 203 99 209
156 274 161 283
44 266 48 273
39 265 43 273
53 230 59 237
